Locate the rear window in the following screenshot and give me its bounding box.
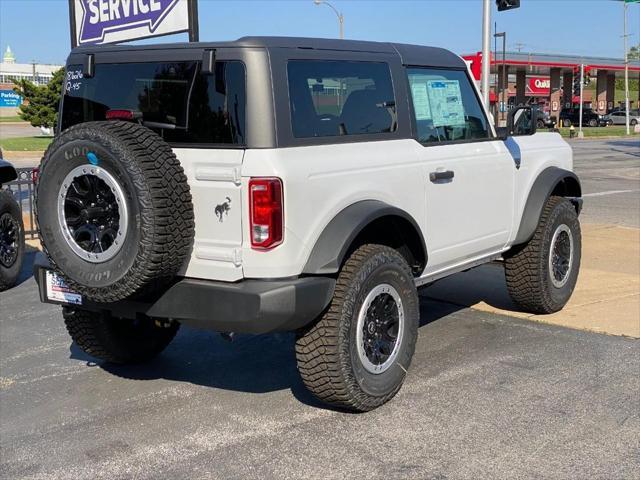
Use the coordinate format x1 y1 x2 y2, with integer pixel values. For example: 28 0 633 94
287 60 397 138
62 61 246 145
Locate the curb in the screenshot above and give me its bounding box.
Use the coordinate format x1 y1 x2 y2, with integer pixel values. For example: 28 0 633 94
2 150 45 160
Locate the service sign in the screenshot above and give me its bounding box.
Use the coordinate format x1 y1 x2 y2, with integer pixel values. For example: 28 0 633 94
69 0 198 47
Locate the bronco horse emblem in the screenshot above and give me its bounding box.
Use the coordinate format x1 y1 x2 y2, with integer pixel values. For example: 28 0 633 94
215 197 232 222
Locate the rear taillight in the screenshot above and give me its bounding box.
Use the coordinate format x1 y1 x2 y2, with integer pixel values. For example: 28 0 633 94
31 167 40 185
105 109 141 121
249 177 283 250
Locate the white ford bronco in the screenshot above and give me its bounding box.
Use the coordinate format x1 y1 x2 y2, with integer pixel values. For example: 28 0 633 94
34 37 582 411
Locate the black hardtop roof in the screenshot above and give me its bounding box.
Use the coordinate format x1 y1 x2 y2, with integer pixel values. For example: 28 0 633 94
70 36 466 69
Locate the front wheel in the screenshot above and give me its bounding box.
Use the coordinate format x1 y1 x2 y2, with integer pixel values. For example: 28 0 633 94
631 119 638 126
588 119 598 127
295 244 419 412
63 308 180 364
505 196 581 314
562 119 572 128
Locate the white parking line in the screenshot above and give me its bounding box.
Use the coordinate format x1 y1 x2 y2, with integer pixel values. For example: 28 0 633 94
582 189 639 198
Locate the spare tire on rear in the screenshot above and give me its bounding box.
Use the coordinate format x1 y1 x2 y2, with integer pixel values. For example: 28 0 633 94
36 121 194 303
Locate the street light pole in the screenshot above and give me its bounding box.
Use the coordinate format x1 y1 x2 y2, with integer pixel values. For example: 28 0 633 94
623 0 630 135
481 0 491 110
313 0 344 39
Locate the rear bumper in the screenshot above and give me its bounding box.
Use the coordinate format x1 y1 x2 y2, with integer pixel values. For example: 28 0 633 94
34 254 335 334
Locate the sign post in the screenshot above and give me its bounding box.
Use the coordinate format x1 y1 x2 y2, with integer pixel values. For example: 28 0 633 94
69 0 199 48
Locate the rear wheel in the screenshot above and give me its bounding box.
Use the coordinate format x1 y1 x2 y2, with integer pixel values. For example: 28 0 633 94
631 119 638 126
295 244 419 412
505 196 581 314
0 189 24 291
63 307 180 364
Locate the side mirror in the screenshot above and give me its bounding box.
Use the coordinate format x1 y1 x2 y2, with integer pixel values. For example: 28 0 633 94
507 106 537 136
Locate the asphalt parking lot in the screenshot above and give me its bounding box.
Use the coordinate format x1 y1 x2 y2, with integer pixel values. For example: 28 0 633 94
1 137 639 479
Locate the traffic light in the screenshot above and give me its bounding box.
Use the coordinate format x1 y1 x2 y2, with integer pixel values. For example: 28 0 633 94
496 0 521 11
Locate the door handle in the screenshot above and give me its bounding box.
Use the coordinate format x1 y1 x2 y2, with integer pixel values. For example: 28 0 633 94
429 170 455 182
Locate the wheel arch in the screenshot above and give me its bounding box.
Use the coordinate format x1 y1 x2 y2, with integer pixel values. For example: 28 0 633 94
302 200 427 276
514 167 582 246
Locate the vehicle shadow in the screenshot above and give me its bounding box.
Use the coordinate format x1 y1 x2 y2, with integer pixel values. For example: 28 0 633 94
9 246 38 289
421 262 525 313
68 296 464 410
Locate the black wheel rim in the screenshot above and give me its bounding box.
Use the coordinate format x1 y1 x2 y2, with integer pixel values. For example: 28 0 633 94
363 293 399 365
58 164 128 263
356 283 404 374
64 174 120 255
550 224 573 288
0 212 19 268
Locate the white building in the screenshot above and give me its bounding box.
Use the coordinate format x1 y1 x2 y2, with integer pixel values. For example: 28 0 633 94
0 46 63 86
0 46 63 115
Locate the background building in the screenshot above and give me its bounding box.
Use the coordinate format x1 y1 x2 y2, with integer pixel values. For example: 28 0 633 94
463 50 640 125
0 46 63 116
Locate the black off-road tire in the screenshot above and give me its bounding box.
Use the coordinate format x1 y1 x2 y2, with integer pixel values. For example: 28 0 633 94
62 307 179 364
295 244 420 412
505 196 581 314
0 189 25 292
36 121 194 303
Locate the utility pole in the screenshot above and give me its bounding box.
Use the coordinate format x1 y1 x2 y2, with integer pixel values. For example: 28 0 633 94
515 42 525 53
481 0 491 110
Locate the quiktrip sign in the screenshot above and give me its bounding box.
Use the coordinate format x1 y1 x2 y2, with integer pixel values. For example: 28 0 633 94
69 0 198 47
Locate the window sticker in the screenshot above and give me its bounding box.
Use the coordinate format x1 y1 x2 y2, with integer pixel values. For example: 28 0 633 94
425 80 466 127
65 69 83 93
409 79 432 121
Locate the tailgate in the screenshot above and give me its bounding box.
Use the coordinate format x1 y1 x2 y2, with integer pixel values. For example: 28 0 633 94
174 148 245 282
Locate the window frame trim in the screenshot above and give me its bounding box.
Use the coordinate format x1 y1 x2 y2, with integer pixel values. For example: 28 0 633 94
404 65 495 148
286 58 399 141
269 48 412 148
60 55 250 149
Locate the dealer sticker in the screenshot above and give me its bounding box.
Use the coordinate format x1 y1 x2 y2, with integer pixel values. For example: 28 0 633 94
46 271 83 305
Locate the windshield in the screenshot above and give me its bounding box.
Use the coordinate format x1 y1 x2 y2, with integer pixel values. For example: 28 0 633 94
61 61 246 145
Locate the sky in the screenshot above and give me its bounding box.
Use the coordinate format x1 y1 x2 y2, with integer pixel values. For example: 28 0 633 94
0 0 638 66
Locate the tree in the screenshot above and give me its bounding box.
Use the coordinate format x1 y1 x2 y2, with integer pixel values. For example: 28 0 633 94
628 46 640 61
11 68 64 129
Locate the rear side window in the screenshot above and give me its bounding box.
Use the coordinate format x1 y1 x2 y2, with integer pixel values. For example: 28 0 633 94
407 68 490 144
62 61 246 145
287 60 397 138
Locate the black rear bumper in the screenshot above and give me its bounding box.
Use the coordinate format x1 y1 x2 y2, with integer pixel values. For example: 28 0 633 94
34 254 335 334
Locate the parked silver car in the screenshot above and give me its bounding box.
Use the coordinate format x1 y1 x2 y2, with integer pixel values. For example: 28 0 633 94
603 110 640 126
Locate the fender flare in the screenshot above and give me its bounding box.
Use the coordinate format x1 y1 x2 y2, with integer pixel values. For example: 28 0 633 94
302 200 427 275
514 167 582 245
0 159 17 185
